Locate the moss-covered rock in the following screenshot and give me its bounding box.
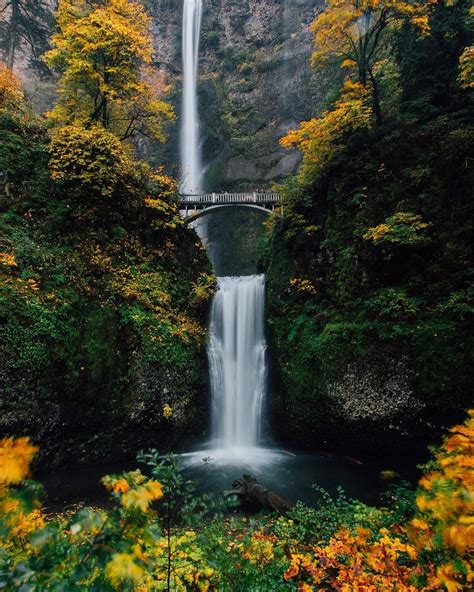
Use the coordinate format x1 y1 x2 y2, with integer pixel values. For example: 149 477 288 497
264 112 474 456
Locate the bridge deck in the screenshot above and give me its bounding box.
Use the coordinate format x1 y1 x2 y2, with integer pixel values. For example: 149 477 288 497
179 192 280 205
178 192 281 221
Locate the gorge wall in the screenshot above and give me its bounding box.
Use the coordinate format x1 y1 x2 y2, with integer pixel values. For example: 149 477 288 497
14 1 324 187
149 0 324 189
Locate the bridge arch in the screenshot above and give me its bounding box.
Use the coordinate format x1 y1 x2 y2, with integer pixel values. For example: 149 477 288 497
179 191 281 223
184 203 275 224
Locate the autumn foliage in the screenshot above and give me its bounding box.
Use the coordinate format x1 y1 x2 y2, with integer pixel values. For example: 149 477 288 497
283 411 474 591
459 45 474 89
1 411 473 590
411 411 474 591
45 0 173 141
0 62 23 112
311 0 433 72
0 437 37 485
309 0 434 124
284 528 433 591
48 124 135 198
279 0 440 181
280 81 372 184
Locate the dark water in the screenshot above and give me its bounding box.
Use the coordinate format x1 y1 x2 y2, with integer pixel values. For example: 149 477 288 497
181 447 393 507
38 446 411 511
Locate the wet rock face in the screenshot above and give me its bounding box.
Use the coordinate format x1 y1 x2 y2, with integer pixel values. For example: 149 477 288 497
150 0 324 189
225 151 302 182
194 207 269 276
327 357 423 433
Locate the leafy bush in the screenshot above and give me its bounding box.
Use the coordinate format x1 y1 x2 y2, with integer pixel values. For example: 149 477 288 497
49 124 134 199
274 486 385 546
0 443 220 591
409 411 474 589
364 288 419 321
363 212 430 247
283 411 474 591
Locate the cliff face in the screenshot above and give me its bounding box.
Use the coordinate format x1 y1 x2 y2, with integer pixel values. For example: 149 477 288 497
0 109 214 469
150 0 324 190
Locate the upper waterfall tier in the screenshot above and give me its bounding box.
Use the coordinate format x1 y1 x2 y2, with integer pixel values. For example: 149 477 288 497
180 0 203 194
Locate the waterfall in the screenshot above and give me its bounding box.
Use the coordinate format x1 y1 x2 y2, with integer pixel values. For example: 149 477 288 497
180 2 271 463
208 275 268 452
180 0 203 194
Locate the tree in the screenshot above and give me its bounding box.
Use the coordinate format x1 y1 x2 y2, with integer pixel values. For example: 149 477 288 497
0 61 23 111
395 0 472 112
45 0 173 142
310 0 433 124
0 0 52 71
280 81 372 184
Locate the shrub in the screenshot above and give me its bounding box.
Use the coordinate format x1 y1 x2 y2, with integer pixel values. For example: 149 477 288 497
49 124 134 199
1 412 472 590
363 212 430 247
364 288 419 321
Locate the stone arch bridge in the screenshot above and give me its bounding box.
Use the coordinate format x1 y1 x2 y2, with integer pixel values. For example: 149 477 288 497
179 192 281 222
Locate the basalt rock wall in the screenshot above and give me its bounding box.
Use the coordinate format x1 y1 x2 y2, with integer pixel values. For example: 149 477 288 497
150 0 324 189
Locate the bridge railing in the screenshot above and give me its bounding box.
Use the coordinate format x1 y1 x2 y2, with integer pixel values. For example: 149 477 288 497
179 192 280 204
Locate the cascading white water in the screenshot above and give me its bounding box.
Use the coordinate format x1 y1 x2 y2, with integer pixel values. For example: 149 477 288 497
180 2 275 465
208 275 268 452
180 0 203 194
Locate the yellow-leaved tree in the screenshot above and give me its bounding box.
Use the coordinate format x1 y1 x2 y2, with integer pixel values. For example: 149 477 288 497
45 0 173 141
310 0 434 125
459 45 474 88
280 81 372 185
0 61 23 112
279 0 436 188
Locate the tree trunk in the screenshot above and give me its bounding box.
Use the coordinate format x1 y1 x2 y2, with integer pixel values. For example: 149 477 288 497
358 65 367 87
368 66 383 126
7 0 20 69
102 95 108 127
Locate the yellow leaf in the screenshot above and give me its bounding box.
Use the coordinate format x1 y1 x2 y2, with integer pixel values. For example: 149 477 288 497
106 553 144 587
0 437 38 485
